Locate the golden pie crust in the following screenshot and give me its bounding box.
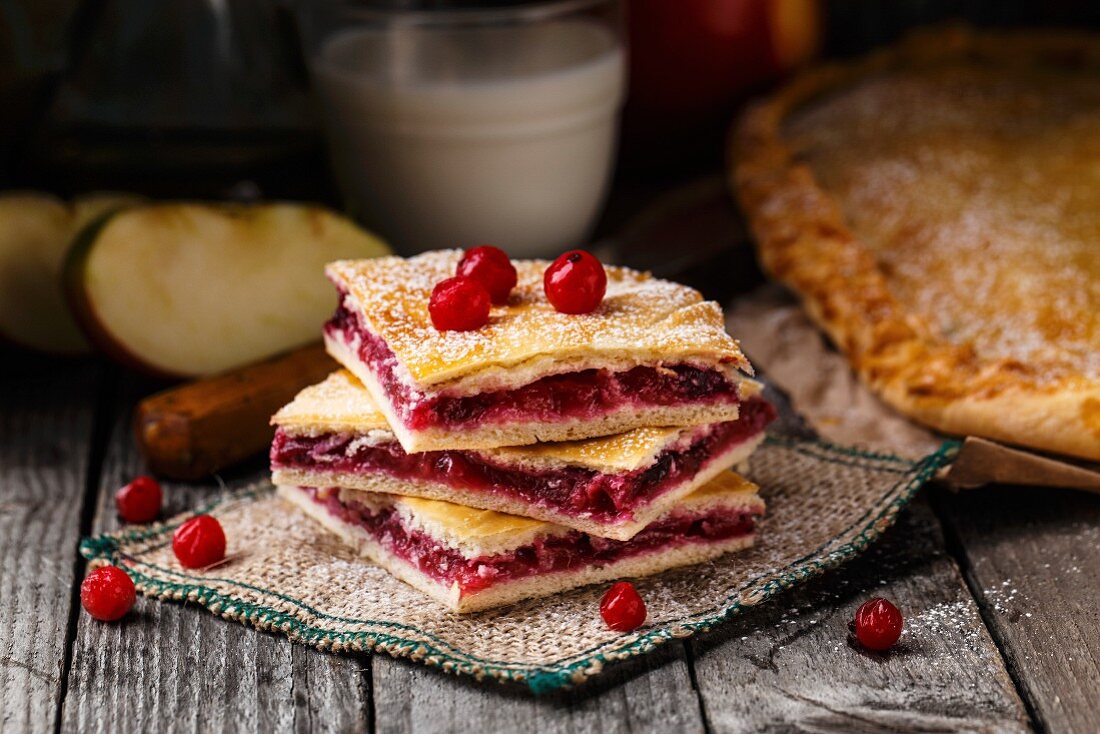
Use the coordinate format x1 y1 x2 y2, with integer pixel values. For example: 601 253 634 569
733 27 1100 460
326 250 750 392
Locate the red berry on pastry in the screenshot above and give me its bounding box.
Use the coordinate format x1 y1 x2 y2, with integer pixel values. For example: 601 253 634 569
600 581 647 631
544 250 607 314
429 276 492 331
457 245 517 304
80 565 136 621
172 514 227 569
115 475 162 523
853 597 903 651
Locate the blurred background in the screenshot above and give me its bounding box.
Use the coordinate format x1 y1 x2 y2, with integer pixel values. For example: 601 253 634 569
2 0 1096 206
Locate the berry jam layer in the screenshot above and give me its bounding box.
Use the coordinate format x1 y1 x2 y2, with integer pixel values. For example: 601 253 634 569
299 487 759 597
326 300 742 432
273 398 775 524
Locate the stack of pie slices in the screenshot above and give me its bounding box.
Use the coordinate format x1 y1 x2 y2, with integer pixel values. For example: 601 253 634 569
270 250 775 612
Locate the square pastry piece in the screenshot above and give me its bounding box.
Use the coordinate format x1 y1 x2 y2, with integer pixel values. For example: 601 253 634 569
278 471 764 613
324 251 753 452
271 371 775 540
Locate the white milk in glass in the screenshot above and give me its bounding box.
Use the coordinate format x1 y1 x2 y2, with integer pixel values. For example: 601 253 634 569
313 19 625 256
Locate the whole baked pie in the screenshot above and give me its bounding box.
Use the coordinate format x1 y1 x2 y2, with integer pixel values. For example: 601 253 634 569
734 27 1100 460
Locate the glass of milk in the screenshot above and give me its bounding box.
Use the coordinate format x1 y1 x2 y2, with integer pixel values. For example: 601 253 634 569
298 0 626 257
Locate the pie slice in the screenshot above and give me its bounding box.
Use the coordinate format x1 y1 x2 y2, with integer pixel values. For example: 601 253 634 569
323 250 753 452
277 470 764 613
271 370 775 540
734 27 1100 460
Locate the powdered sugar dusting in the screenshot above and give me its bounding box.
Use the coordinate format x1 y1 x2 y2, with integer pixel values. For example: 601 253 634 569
491 424 688 471
272 369 390 432
904 599 983 647
787 61 1100 379
981 578 1031 618
325 251 749 386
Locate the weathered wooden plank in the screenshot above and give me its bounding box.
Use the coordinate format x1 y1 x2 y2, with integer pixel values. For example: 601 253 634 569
60 380 371 733
937 485 1100 734
372 642 704 734
290 646 372 734
0 363 100 734
690 501 1032 733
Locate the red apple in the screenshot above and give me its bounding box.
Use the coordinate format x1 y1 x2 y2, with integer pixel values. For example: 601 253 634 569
622 0 822 168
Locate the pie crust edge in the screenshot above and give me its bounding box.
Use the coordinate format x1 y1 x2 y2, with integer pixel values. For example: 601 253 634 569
731 26 1100 461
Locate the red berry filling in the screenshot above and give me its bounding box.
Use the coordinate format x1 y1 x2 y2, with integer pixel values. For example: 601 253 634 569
272 397 775 524
298 486 759 598
854 597 903 651
457 245 517 304
172 514 227 569
544 250 607 314
325 300 743 432
429 276 491 331
601 581 647 631
80 565 136 621
115 475 163 523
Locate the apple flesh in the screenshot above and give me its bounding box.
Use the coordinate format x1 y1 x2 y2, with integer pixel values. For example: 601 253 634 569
64 203 390 378
0 192 138 354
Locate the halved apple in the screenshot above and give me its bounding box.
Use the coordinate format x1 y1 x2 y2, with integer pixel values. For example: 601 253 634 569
0 192 137 354
64 203 390 377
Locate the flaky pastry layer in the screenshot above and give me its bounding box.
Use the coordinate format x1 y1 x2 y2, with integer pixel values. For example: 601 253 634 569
325 250 750 394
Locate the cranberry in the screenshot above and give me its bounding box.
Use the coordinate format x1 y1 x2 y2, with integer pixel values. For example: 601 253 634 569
80 565 136 621
600 581 647 631
457 246 517 304
429 276 491 331
853 597 903 651
115 475 163 523
172 514 227 569
544 250 607 314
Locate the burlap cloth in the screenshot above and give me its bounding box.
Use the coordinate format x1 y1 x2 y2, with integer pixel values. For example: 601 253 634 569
81 408 954 692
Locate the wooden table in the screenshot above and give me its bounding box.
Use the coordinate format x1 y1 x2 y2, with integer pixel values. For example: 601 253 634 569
5 353 1099 733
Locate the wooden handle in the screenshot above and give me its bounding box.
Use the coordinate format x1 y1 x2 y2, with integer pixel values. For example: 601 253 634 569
133 343 336 480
